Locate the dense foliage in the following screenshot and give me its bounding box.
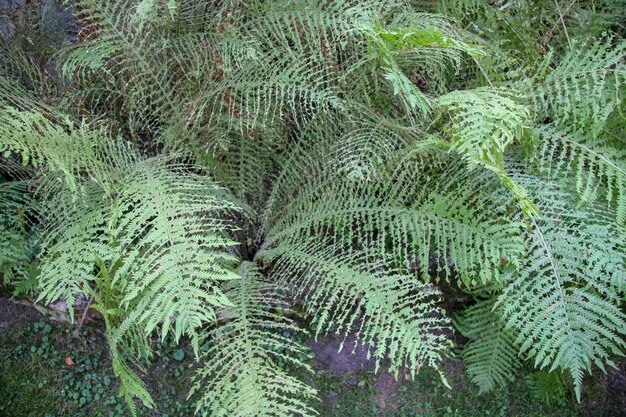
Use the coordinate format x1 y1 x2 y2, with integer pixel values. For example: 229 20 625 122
1 0 625 415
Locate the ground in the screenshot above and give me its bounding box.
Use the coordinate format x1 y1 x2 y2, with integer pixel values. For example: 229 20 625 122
0 296 623 417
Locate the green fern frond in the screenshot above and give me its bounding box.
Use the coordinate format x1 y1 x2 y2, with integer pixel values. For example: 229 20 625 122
0 106 136 195
532 125 626 224
361 15 483 122
264 241 452 381
457 298 522 393
0 180 35 288
437 87 537 216
110 159 242 348
38 157 242 349
263 144 525 287
191 261 317 417
36 181 116 319
497 173 626 400
438 88 529 168
60 0 189 138
527 36 626 137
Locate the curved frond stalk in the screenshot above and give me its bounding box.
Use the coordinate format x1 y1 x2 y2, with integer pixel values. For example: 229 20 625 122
457 298 522 393
497 173 626 400
191 261 317 417
437 87 537 216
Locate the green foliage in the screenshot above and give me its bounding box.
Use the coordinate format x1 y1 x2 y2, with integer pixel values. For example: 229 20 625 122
497 174 626 401
524 371 568 406
1 0 626 415
457 299 521 394
528 36 626 137
191 262 317 417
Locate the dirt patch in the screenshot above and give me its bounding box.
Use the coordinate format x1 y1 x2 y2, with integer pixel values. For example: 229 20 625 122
0 296 40 339
372 372 405 413
583 363 626 417
604 364 626 416
309 335 377 376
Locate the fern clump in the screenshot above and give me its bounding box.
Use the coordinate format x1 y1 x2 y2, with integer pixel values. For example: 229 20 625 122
1 0 626 414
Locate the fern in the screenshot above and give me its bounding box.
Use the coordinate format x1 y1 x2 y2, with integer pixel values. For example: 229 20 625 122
39 157 242 347
264 143 525 287
437 87 537 216
497 172 626 400
0 180 35 289
191 262 317 417
531 125 626 224
528 36 626 138
274 247 452 380
457 298 522 394
2 0 626 414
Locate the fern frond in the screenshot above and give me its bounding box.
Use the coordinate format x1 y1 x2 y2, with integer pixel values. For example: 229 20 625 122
263 143 525 287
191 261 317 417
457 298 522 393
532 125 626 224
0 180 35 289
527 36 626 137
60 0 190 139
110 159 241 348
255 141 525 383
437 87 537 216
264 241 452 381
438 88 529 168
0 106 136 195
497 172 626 400
361 14 483 122
36 181 115 319
38 157 242 350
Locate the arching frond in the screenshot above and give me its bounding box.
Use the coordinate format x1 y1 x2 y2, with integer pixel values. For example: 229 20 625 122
263 143 525 287
191 262 317 417
0 107 128 194
264 241 452 381
532 125 626 224
39 157 242 343
497 173 626 400
527 36 626 137
457 298 522 393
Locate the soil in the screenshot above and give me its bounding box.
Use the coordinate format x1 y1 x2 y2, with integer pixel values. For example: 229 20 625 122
308 334 408 414
0 296 41 339
583 363 626 417
309 334 377 375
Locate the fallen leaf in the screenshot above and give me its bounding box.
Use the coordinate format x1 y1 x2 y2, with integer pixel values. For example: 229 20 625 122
65 356 74 366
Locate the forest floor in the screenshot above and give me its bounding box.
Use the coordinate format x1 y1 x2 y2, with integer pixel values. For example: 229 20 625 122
0 295 624 417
